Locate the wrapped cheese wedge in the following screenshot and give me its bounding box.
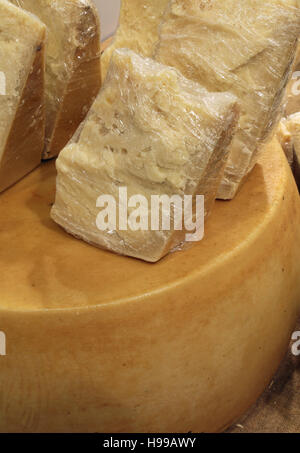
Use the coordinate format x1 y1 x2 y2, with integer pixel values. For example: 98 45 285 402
285 113 300 186
101 0 169 79
276 119 294 165
51 49 239 262
11 0 101 160
285 44 300 116
155 0 300 199
0 0 45 192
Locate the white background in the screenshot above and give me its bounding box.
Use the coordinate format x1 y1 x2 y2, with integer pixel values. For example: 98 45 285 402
94 0 121 41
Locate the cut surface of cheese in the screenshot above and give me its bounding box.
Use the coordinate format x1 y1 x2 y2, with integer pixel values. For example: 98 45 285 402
155 0 300 199
0 0 45 192
0 138 299 432
51 49 239 262
11 0 101 160
101 0 169 80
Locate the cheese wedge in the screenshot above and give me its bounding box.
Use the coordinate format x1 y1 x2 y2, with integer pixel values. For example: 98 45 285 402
276 119 294 165
101 0 169 80
0 0 45 192
51 49 239 262
11 0 101 160
285 44 300 116
155 0 300 199
285 112 300 186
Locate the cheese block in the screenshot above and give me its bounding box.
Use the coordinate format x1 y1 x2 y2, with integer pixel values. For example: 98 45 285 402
51 49 239 262
155 0 300 200
11 0 101 160
285 113 300 186
0 0 45 193
0 137 299 432
276 119 294 165
101 0 169 80
285 44 300 116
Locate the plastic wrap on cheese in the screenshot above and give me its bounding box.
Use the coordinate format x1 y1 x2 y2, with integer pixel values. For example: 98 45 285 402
11 0 102 160
155 0 300 200
0 0 45 192
101 0 169 80
285 44 300 116
51 49 239 262
284 113 300 186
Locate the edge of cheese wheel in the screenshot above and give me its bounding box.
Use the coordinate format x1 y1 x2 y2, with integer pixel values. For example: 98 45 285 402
0 137 299 432
0 0 46 192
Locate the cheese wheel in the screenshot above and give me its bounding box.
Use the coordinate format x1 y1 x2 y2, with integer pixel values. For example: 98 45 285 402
0 137 299 433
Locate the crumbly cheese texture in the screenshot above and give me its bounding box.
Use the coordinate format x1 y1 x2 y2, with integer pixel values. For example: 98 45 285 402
51 49 239 262
11 0 101 159
101 0 169 80
0 0 45 192
155 0 300 199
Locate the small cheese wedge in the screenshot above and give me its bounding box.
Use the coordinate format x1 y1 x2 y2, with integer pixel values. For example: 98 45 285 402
0 0 45 192
285 112 300 186
11 0 101 160
276 119 294 165
285 44 300 116
101 0 169 80
155 0 300 199
51 49 239 262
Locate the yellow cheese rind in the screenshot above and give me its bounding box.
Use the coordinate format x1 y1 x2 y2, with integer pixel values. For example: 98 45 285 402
0 138 299 432
155 0 300 199
11 0 102 159
51 49 239 262
101 0 169 80
0 0 46 192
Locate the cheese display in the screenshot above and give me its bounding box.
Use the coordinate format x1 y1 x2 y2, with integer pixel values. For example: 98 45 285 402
0 0 45 192
101 0 169 80
51 49 239 262
155 0 300 199
0 138 299 432
11 0 101 160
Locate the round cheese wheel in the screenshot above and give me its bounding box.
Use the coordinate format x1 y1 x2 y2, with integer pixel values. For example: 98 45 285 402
0 138 299 433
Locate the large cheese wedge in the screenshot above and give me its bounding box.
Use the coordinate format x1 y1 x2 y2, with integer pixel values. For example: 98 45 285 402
51 49 239 262
0 0 45 192
101 0 169 79
11 0 101 160
155 0 300 200
0 137 299 432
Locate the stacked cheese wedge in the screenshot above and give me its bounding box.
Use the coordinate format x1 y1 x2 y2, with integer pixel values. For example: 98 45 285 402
0 0 101 192
52 0 300 262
